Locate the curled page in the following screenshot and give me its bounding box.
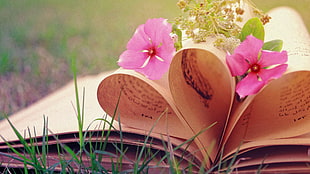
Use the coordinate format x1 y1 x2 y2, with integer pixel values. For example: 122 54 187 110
168 38 235 162
224 7 310 156
97 68 193 140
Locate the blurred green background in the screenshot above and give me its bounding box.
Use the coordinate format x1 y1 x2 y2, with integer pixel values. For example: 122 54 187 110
0 0 309 117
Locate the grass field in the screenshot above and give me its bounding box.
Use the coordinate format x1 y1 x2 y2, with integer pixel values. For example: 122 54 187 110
0 0 309 117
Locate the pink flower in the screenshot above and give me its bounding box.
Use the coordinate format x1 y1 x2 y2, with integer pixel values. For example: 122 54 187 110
226 35 288 98
118 18 175 80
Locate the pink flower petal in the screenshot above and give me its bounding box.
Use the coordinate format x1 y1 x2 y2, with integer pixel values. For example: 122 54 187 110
259 50 288 67
234 35 263 64
144 18 171 46
135 57 171 80
117 18 175 80
258 64 288 82
226 53 249 76
157 44 175 61
160 32 175 50
126 25 150 51
236 73 265 98
118 50 147 68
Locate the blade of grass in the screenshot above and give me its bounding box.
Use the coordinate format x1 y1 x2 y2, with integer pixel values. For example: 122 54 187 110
41 115 49 170
0 151 32 166
116 113 124 170
157 122 217 168
134 108 169 173
32 126 44 171
62 145 80 167
226 143 242 173
93 150 118 158
4 117 32 153
26 127 41 172
55 136 68 173
205 147 224 173
23 161 28 174
101 89 122 151
138 149 161 173
51 131 82 166
109 141 130 172
256 156 267 174
159 134 182 174
1 116 44 170
212 142 243 173
71 54 84 156
94 91 122 166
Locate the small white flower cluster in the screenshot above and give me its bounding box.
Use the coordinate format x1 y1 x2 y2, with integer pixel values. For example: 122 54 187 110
214 34 241 53
173 0 269 51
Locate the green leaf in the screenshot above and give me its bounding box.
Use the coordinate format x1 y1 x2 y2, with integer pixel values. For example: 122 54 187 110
240 17 265 42
172 24 183 50
262 39 283 52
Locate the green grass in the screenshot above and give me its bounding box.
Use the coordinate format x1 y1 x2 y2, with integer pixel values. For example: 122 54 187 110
0 0 309 117
0 0 309 170
0 55 244 173
0 0 180 118
0 67 242 173
0 61 216 173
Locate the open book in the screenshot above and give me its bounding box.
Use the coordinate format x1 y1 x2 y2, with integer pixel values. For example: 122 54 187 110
1 7 310 173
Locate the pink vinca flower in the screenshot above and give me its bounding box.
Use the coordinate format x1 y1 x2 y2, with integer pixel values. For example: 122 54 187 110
226 35 288 98
118 18 175 80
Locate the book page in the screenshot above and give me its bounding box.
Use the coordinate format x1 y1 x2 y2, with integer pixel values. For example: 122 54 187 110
224 131 310 158
0 69 191 146
97 68 193 140
0 69 205 167
0 129 202 172
223 7 310 156
0 72 116 142
168 38 235 162
227 145 310 172
223 73 310 157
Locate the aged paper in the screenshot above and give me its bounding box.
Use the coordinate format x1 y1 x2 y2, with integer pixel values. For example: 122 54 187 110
97 68 193 139
169 38 235 162
223 7 310 157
